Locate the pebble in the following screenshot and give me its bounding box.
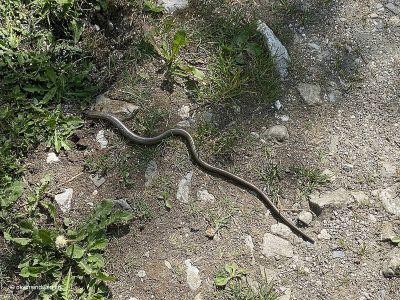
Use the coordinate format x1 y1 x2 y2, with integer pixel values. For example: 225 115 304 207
178 105 190 119
89 174 106 187
317 229 331 240
177 172 193 203
159 0 188 13
263 125 289 142
383 248 400 277
96 130 108 149
381 221 396 241
93 94 139 118
46 152 60 163
145 160 158 187
113 199 132 211
55 188 73 213
297 83 322 105
297 211 313 226
332 250 345 258
196 189 215 203
164 260 172 270
309 188 353 215
184 259 202 291
262 233 294 258
379 184 400 216
137 270 146 278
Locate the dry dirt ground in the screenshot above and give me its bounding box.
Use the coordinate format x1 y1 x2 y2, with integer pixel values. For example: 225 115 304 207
6 0 400 299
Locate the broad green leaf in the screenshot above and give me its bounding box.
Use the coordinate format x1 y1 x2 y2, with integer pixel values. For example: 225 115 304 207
172 30 187 56
165 198 173 209
66 244 85 259
12 237 32 246
70 20 84 44
391 236 400 244
87 254 105 269
0 181 23 208
214 273 229 287
224 263 238 276
35 229 53 246
88 238 108 251
78 261 94 275
93 271 116 281
144 0 164 13
20 266 44 278
178 64 205 81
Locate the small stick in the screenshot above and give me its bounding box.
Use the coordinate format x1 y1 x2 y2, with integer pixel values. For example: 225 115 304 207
48 171 84 193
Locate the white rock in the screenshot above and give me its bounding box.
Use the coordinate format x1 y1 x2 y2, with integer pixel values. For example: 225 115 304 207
184 259 201 291
383 248 400 277
309 188 353 214
297 211 313 226
351 191 369 205
278 288 292 300
263 125 289 142
90 174 106 187
194 293 203 300
274 100 283 110
270 223 294 241
46 152 60 163
178 105 190 119
257 21 290 78
177 172 193 203
196 189 215 203
158 0 189 13
379 184 400 216
262 233 293 258
164 260 172 269
137 270 146 278
297 83 322 105
96 130 108 148
381 222 396 241
381 161 397 178
317 229 331 240
128 298 139 300
145 160 158 187
244 234 255 264
55 188 73 213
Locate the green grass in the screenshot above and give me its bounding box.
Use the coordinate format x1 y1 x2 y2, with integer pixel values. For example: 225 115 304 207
292 166 329 193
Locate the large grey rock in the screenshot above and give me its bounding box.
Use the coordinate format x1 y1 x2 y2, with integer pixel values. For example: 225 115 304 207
90 174 106 187
263 125 289 142
257 21 290 78
145 160 158 187
262 233 293 258
379 185 400 216
383 248 400 277
177 172 193 203
158 0 189 13
93 94 139 117
309 188 353 215
297 83 322 105
184 259 201 291
55 188 73 213
270 223 295 242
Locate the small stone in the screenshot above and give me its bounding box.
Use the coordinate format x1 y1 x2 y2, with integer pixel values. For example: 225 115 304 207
94 24 100 31
262 233 293 258
96 130 108 149
383 248 400 277
177 172 193 203
184 259 202 291
381 161 397 178
274 100 283 110
328 135 339 155
321 169 335 181
297 211 313 226
89 174 106 187
309 188 353 215
250 132 260 139
381 222 396 241
46 152 60 163
351 191 369 205
297 83 322 105
178 105 190 119
270 223 295 241
55 188 73 213
176 119 193 128
386 3 400 15
93 94 139 118
143 251 150 258
317 229 331 240
332 250 345 258
145 160 158 187
137 270 146 278
379 184 400 216
263 125 289 142
164 260 172 269
368 214 377 223
158 0 189 13
205 227 216 239
196 189 215 203
244 235 254 252
342 163 354 171
257 21 290 78
113 199 132 211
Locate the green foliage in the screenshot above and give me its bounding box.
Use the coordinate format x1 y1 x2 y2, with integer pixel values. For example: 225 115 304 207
143 0 164 13
196 20 280 104
146 19 205 82
214 263 246 287
292 166 329 193
1 177 133 299
392 236 400 246
196 122 240 160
